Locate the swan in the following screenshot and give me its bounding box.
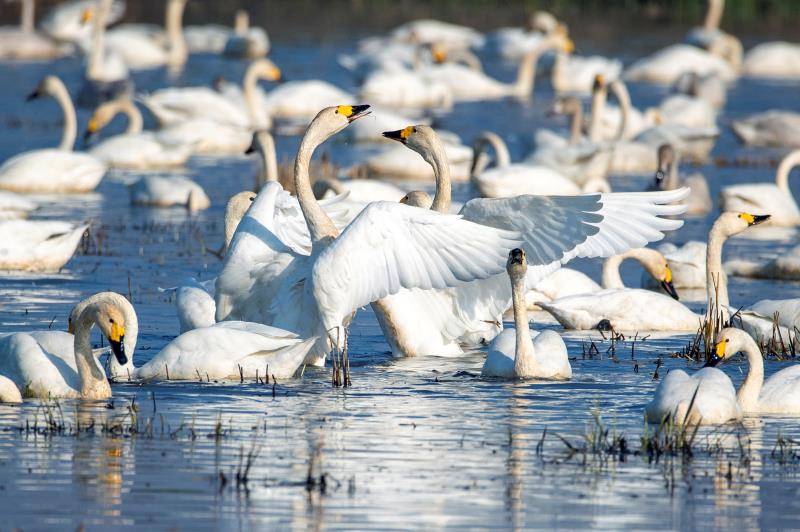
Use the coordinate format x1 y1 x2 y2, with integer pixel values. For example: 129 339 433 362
0 220 87 272
720 149 800 226
346 106 430 144
140 58 281 129
653 144 711 216
0 192 37 220
378 125 688 354
484 11 561 61
85 98 193 170
674 71 727 110
77 0 131 107
725 243 800 281
360 130 473 182
685 0 726 49
130 176 210 212
0 375 22 404
0 0 70 60
633 120 719 165
222 10 269 59
420 31 573 101
469 131 596 198
731 111 800 148
707 328 800 414
0 292 129 399
481 248 571 380
526 96 613 185
216 105 527 366
0 76 107 193
359 66 454 110
104 0 187 71
390 19 485 50
743 42 800 80
551 40 622 95
40 0 124 44
262 80 353 125
642 241 708 290
133 322 317 381
624 44 737 85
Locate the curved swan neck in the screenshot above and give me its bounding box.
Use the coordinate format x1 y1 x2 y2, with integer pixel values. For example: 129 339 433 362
119 99 143 134
588 83 607 142
255 131 279 184
224 192 254 250
87 0 111 81
21 0 35 33
601 254 627 289
512 36 555 98
775 150 800 194
426 134 452 214
471 132 511 177
706 220 730 311
74 307 112 399
52 80 78 151
609 80 631 141
511 271 534 376
736 336 764 411
234 10 249 34
568 104 583 145
704 0 724 31
294 132 339 246
165 0 187 68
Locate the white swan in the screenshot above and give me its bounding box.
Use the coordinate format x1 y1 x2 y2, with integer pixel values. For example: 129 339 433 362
731 111 800 148
708 328 800 414
0 375 22 403
485 11 561 61
378 125 689 354
725 243 800 282
743 41 800 80
481 248 571 380
85 98 193 170
720 149 800 226
105 0 187 71
0 292 129 399
0 0 69 60
469 131 589 198
263 80 353 125
312 177 408 225
130 176 210 212
653 144 711 216
40 0 123 44
624 44 736 85
642 241 708 290
684 0 726 49
0 220 88 272
360 130 473 182
674 71 727 110
0 191 37 220
222 10 269 59
141 58 281 129
217 106 526 365
77 0 131 106
390 19 485 50
0 76 106 193
359 66 454 110
133 322 317 381
551 41 622 95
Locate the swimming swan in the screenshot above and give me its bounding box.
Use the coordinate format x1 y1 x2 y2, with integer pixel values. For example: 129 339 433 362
104 0 187 71
0 191 37 220
77 0 131 107
0 76 106 193
0 220 88 272
743 42 800 80
730 111 800 148
0 292 129 399
0 0 69 60
129 175 210 212
653 144 711 216
720 149 800 226
481 248 571 380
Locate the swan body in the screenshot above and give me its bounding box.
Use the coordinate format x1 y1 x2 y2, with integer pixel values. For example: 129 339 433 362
0 375 22 403
133 322 317 381
674 71 727 110
659 95 717 130
645 366 741 425
527 128 612 185
263 81 352 122
482 249 571 380
360 67 454 110
0 76 106 193
183 24 229 53
731 111 800 148
634 123 718 164
174 279 216 333
130 176 210 212
0 293 129 399
743 42 800 80
390 19 484 49
725 244 800 281
157 118 251 156
222 11 269 58
0 220 87 272
485 12 559 61
0 0 69 60
105 0 187 70
141 87 253 127
624 44 736 85
0 191 37 220
362 135 472 181
526 268 601 307
89 134 192 170
346 107 429 143
552 52 622 94
41 0 123 43
720 150 800 226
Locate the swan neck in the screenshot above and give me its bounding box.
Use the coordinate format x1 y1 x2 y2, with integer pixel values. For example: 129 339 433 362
704 0 724 31
513 38 550 98
294 134 339 246
667 156 679 189
569 105 583 145
21 0 35 33
88 0 110 80
601 254 627 289
243 65 268 129
472 132 511 175
775 151 800 194
427 136 452 214
511 272 534 376
610 81 631 141
737 340 764 411
74 311 111 399
588 86 607 142
121 99 143 134
165 0 187 68
54 82 77 151
706 223 730 312
257 132 279 184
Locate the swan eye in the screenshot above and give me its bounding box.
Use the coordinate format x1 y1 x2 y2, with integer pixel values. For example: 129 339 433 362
109 318 115 324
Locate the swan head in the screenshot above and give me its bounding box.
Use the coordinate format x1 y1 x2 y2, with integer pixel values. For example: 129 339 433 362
247 58 282 83
85 99 124 140
382 125 445 164
713 212 771 237
69 292 138 374
654 144 676 186
399 191 433 209
706 328 753 367
527 11 559 34
627 248 679 300
306 105 371 146
26 76 64 102
592 74 606 93
507 248 527 278
430 43 447 64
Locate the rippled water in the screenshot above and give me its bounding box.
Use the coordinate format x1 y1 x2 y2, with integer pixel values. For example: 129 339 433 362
2 23 800 530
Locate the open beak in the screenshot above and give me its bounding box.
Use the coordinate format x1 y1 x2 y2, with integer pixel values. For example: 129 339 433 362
109 336 127 366
347 104 371 123
382 129 406 143
660 279 679 300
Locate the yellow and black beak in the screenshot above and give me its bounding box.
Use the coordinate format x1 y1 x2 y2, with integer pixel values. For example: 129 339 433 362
704 338 727 368
739 212 770 226
382 125 415 144
109 323 127 365
660 265 679 300
84 117 99 142
336 104 371 123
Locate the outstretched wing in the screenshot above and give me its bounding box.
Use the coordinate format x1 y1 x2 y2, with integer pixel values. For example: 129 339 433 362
460 188 688 267
311 201 522 327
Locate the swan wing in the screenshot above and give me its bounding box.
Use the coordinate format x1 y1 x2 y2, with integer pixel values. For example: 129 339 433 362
311 201 521 326
460 188 688 269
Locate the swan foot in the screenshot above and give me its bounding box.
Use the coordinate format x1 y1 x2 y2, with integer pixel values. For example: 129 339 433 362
327 326 351 388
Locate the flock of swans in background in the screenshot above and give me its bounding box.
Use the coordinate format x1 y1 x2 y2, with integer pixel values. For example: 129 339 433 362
0 0 799 427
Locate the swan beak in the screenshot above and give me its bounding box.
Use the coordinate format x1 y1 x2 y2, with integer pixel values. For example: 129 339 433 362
109 323 127 365
660 279 679 300
346 104 371 122
751 214 770 226
703 339 726 368
25 88 42 101
383 125 414 144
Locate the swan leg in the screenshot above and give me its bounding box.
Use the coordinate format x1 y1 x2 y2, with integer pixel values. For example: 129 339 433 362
327 326 351 387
